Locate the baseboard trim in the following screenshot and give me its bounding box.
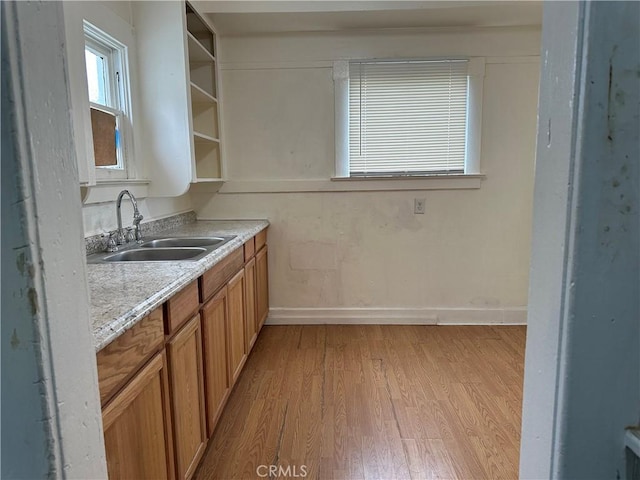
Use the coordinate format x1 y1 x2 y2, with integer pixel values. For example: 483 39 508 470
265 307 527 326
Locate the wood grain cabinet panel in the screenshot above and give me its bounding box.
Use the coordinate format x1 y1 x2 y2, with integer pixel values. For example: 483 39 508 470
200 247 244 302
255 229 267 252
227 269 246 385
102 352 174 480
244 257 258 353
200 287 230 437
166 281 200 335
97 307 164 406
167 315 206 480
243 237 255 261
256 245 269 330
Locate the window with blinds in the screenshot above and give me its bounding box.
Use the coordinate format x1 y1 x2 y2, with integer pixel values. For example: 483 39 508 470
348 59 469 177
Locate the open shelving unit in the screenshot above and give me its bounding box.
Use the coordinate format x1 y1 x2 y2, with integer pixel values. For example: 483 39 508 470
186 2 222 182
132 1 225 195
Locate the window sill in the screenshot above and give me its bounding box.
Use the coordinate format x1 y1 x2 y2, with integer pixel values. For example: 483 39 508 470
216 175 483 194
332 174 484 189
80 179 150 204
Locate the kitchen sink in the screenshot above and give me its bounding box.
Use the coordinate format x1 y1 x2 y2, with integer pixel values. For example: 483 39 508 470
140 236 231 248
102 247 207 262
87 235 237 264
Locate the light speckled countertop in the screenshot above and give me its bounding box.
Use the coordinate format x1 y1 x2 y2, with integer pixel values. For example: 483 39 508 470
88 220 269 351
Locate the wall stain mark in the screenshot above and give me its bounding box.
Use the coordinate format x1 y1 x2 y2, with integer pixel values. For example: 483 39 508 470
27 287 39 315
10 329 20 349
16 250 36 279
618 205 632 215
16 252 26 275
607 47 617 143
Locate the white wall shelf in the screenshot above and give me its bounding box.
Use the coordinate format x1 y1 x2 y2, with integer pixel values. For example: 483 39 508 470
132 1 224 195
185 1 223 183
193 132 220 143
190 83 217 103
187 31 215 63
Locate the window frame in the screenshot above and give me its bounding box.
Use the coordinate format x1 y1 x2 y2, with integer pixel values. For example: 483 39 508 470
83 21 135 181
333 57 485 180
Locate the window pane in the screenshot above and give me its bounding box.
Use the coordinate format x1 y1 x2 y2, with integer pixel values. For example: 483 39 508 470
349 60 468 176
85 48 108 106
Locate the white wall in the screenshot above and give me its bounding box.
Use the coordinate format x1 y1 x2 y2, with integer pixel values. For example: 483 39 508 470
194 26 541 323
82 193 194 237
63 1 195 236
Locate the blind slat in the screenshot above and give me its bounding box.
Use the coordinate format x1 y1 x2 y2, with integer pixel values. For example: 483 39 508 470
349 59 468 176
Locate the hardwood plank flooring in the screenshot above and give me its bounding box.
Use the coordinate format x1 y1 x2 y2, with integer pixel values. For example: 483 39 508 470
194 325 525 480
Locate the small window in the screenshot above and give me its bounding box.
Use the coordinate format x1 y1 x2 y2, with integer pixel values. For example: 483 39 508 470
335 58 483 179
83 22 131 179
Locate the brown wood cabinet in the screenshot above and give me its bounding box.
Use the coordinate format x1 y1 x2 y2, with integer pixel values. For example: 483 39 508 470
97 307 164 406
227 268 247 384
256 245 269 330
200 247 244 302
167 314 206 480
200 287 230 437
244 257 258 352
165 281 199 335
102 352 174 480
98 228 269 480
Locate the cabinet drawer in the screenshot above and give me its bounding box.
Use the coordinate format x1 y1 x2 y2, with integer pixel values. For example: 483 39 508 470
255 229 267 252
200 247 244 302
243 237 255 261
165 281 200 335
97 307 164 406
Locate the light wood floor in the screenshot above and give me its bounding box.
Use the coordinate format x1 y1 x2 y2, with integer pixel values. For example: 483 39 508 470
194 325 525 480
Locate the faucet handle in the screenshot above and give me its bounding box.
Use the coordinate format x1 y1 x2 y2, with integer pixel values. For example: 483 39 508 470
106 232 119 253
125 227 136 243
133 212 144 243
116 228 126 245
134 223 143 243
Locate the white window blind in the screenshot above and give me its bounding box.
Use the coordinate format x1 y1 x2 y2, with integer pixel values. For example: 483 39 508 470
349 59 469 176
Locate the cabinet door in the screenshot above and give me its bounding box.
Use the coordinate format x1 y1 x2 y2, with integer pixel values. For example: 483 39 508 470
244 257 258 353
227 269 246 385
256 246 269 330
201 287 229 437
167 315 206 480
102 352 174 480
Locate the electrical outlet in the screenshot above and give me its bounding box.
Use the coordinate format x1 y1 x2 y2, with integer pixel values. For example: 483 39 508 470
414 198 426 214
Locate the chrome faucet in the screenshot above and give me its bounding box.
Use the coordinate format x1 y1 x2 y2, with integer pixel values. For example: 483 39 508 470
116 190 144 245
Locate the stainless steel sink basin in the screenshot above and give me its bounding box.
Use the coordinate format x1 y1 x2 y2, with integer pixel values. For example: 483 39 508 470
140 236 229 248
102 247 207 262
87 234 237 264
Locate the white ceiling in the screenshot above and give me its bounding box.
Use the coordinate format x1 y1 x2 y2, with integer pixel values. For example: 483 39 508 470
193 1 543 35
